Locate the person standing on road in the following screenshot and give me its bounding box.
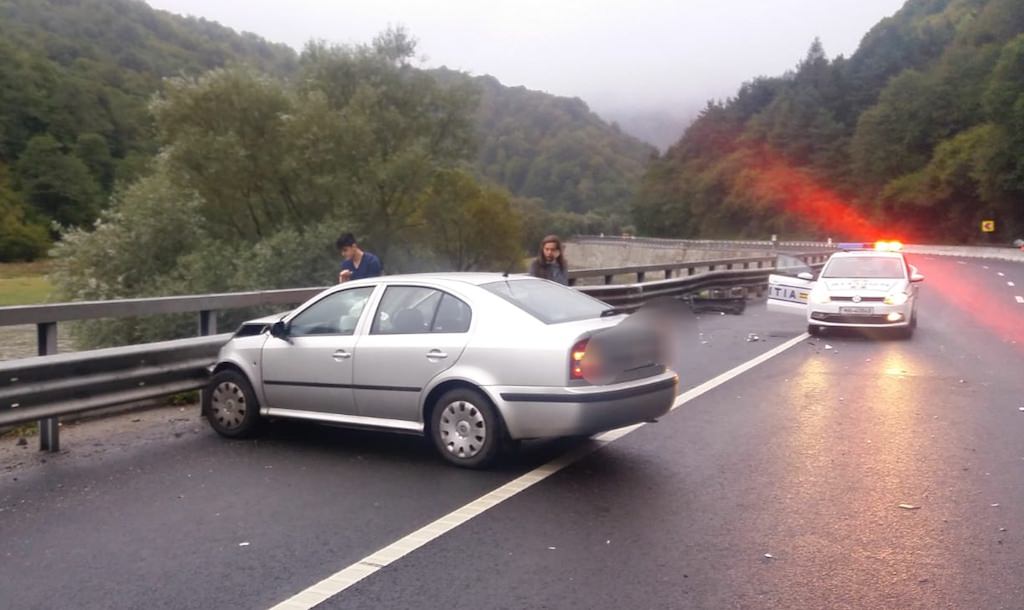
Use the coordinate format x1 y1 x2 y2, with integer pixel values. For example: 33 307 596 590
529 234 569 285
336 233 383 283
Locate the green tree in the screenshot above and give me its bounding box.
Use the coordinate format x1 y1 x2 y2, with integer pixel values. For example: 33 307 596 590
15 134 102 227
422 169 524 271
74 133 116 193
0 169 50 261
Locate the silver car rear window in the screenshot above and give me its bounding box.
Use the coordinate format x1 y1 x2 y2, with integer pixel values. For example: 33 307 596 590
482 279 609 324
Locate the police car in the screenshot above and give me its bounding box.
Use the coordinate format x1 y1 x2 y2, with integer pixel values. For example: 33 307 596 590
767 242 924 338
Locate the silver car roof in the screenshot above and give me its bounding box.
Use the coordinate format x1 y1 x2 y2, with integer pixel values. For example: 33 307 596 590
341 272 538 289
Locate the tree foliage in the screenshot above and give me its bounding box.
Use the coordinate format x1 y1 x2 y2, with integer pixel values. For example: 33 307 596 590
636 0 1024 243
51 30 528 347
0 0 297 259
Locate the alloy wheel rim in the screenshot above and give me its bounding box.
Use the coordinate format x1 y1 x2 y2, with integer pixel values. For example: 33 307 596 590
210 381 247 430
438 400 487 458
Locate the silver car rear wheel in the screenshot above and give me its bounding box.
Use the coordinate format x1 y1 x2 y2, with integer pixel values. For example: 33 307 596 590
431 388 502 469
439 400 487 458
204 370 262 438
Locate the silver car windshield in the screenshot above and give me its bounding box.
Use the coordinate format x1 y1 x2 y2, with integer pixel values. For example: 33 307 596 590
482 279 610 324
822 257 906 279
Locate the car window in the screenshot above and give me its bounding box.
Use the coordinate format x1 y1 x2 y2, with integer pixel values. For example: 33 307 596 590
289 287 374 337
372 286 442 335
822 256 906 279
432 293 472 333
482 279 609 324
774 254 813 278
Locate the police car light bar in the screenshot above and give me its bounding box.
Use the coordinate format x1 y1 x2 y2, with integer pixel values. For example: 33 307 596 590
836 241 903 252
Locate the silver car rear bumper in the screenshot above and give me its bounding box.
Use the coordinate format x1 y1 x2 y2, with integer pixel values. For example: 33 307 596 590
490 370 678 440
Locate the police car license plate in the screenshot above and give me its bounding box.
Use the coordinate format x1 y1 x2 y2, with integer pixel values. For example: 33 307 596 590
839 306 872 314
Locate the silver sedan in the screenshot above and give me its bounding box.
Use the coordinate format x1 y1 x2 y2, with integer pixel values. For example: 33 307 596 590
203 273 678 468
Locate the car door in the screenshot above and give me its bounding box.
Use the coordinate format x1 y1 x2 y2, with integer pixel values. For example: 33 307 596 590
767 254 817 315
261 286 377 416
353 286 472 424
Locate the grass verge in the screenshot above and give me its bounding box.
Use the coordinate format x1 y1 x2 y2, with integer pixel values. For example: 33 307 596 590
0 260 53 306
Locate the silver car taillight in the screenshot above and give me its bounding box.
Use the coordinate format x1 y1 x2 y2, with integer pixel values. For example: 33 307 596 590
570 338 589 381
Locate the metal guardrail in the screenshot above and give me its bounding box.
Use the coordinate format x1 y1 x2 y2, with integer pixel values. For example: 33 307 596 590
0 287 325 451
0 335 230 428
0 251 829 451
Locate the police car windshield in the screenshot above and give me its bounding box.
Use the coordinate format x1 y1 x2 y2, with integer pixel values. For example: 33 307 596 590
822 256 905 279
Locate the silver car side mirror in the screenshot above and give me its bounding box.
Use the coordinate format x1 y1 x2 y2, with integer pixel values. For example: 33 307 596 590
270 320 290 340
911 273 925 283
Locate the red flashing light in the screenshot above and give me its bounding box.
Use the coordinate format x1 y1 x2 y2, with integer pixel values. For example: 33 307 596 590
873 240 903 252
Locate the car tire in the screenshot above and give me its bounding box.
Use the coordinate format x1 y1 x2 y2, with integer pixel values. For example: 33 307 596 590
808 324 822 337
204 369 262 438
430 388 503 469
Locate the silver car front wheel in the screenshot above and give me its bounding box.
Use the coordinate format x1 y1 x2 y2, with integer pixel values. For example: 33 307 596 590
431 388 501 469
204 369 262 438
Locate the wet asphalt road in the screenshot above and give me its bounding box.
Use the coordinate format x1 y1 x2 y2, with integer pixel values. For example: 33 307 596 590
1 255 1023 609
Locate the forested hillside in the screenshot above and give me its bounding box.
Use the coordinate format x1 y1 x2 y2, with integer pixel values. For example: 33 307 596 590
634 0 1024 243
0 0 296 259
0 0 651 261
455 71 655 219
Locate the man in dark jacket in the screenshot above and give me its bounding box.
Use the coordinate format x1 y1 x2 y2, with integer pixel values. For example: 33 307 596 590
336 233 383 283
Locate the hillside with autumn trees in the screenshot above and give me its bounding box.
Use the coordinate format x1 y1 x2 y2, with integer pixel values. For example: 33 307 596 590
634 0 1024 243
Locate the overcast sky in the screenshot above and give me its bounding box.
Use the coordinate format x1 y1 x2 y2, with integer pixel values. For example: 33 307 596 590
146 0 906 122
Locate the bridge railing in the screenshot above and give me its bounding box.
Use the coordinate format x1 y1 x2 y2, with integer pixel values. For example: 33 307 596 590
0 251 831 451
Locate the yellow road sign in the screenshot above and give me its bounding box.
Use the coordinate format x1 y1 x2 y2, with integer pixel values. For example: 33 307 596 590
981 220 995 232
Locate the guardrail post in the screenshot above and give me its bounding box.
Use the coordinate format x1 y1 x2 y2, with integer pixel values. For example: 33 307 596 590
198 310 217 336
637 271 645 283
36 322 59 452
665 269 673 279
604 275 613 285
687 267 695 276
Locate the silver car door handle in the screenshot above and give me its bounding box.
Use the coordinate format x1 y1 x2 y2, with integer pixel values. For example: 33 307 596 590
426 349 448 359
332 350 352 360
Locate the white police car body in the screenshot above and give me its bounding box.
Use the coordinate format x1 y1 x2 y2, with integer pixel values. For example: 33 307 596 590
767 243 924 337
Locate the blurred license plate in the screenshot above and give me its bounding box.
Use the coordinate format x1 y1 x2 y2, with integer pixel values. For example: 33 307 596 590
839 306 872 314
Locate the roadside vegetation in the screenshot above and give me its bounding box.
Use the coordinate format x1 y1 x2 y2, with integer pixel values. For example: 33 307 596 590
0 261 52 306
634 0 1024 243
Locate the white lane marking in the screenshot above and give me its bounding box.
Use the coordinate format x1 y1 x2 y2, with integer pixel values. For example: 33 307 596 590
1016 296 1024 304
1008 281 1016 287
268 334 810 610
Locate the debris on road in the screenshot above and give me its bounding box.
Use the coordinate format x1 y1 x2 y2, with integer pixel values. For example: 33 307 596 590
746 333 760 342
15 438 26 446
825 344 833 350
898 504 920 510
991 503 1000 507
239 542 250 547
548 546 557 550
763 553 774 559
